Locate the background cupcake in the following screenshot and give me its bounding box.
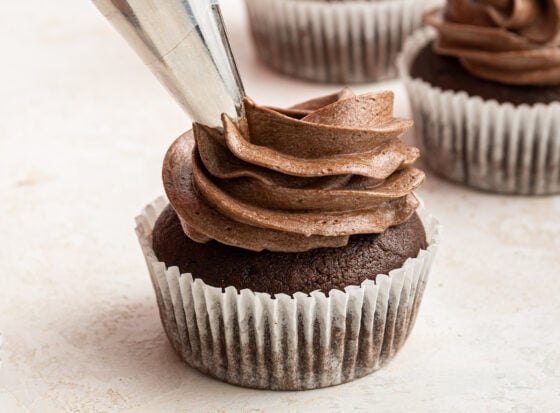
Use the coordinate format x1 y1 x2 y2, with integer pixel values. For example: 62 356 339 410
136 90 440 390
399 0 560 195
245 0 443 83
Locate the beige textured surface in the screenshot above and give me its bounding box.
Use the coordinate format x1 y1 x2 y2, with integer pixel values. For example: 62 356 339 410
1 1 560 412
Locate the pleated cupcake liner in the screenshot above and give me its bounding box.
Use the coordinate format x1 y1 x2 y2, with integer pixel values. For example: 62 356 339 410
135 197 441 390
244 0 443 84
398 28 560 195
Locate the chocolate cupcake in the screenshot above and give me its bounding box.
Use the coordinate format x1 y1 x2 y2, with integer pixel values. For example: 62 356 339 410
398 0 560 195
245 0 443 83
136 89 440 390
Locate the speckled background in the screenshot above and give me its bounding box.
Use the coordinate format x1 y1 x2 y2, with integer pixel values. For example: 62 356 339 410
1 1 560 412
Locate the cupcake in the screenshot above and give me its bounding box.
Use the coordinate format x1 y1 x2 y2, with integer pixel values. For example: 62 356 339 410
136 89 440 390
245 0 443 83
399 0 560 195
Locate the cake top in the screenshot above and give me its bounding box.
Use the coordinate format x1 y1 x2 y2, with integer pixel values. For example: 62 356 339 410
164 89 424 252
425 0 560 85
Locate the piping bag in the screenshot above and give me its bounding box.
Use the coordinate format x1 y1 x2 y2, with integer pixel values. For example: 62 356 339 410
92 0 245 127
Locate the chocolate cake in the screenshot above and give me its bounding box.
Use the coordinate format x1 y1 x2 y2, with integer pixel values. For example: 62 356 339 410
156 89 427 294
411 42 560 105
95 0 441 391
153 204 426 295
135 89 439 390
244 0 441 83
400 0 560 195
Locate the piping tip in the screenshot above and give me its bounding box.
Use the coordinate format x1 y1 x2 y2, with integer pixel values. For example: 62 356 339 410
92 0 245 127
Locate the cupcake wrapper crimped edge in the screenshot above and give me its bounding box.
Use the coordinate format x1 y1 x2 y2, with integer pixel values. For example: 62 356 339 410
398 28 560 195
245 0 443 84
135 197 441 390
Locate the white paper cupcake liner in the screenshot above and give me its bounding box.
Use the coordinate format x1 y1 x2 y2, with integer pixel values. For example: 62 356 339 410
245 0 443 84
398 28 560 195
135 197 441 390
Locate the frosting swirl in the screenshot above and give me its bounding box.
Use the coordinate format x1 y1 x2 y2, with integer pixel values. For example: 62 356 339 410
163 90 424 252
425 0 560 85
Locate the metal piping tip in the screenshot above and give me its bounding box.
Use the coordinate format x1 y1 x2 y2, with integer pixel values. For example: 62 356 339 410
92 0 245 127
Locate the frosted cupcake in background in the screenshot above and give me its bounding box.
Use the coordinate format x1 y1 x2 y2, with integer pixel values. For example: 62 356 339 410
399 0 560 195
136 89 441 390
245 0 443 83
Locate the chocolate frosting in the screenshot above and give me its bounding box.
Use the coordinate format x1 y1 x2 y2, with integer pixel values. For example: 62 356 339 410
163 90 424 252
425 0 560 85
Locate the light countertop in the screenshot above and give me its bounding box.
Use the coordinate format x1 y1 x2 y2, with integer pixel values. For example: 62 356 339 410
1 1 560 412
